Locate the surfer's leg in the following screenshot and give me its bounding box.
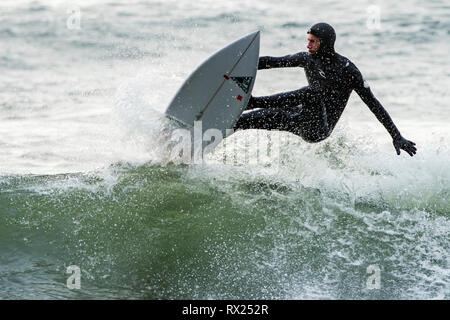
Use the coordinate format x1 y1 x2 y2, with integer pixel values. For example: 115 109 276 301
238 86 332 142
286 100 331 142
234 108 291 131
288 117 331 142
246 86 314 110
234 107 330 143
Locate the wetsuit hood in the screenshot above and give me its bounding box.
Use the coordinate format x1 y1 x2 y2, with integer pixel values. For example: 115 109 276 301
307 22 336 60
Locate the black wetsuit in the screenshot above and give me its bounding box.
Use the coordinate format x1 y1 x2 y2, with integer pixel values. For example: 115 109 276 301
234 23 402 143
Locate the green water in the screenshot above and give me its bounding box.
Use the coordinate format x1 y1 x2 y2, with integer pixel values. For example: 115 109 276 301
1 158 448 299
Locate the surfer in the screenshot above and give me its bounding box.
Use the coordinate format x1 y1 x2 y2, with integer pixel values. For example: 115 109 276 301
234 22 417 156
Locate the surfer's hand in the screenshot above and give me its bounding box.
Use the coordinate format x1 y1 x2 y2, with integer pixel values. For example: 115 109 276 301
393 136 417 157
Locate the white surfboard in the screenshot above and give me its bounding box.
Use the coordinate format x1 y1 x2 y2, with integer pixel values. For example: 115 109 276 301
165 31 260 154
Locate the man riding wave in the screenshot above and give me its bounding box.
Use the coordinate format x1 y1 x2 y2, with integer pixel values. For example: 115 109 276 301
234 22 417 157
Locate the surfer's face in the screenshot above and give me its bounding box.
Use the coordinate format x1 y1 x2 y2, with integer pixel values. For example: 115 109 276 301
307 34 320 54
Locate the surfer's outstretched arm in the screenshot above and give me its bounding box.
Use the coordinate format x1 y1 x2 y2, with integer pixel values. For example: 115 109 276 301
258 52 309 69
352 69 417 156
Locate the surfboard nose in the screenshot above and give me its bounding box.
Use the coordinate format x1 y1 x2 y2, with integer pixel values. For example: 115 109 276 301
251 30 260 47
244 31 260 53
250 30 260 40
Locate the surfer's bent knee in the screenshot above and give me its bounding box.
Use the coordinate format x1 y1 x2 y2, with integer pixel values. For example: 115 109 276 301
290 128 331 143
301 134 329 143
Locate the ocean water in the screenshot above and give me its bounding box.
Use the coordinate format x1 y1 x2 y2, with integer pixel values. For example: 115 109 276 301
0 0 449 299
